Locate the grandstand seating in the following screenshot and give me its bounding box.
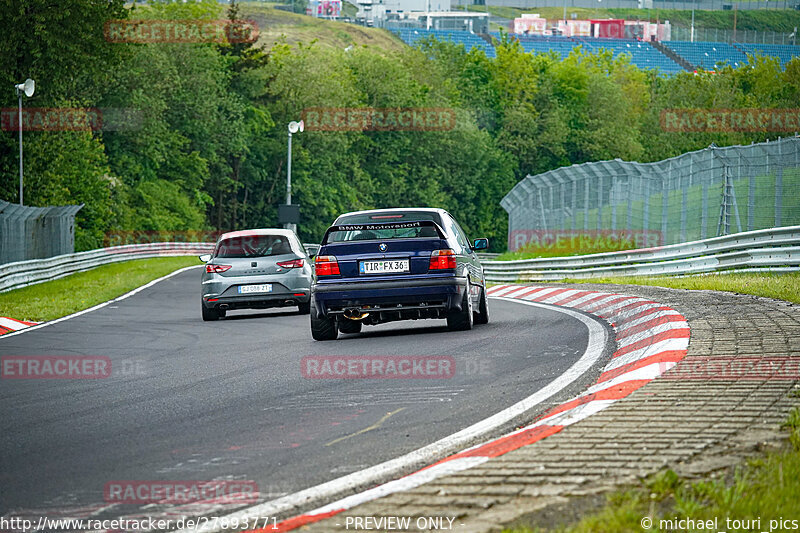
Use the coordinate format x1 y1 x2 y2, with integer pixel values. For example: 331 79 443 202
490 33 577 58
390 28 798 74
735 43 800 68
491 33 685 74
662 41 748 70
390 28 496 58
574 37 685 73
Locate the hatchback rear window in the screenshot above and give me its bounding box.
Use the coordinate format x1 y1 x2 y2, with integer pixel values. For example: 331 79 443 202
215 235 294 258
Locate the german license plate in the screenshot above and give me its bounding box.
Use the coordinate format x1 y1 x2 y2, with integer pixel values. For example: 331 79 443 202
360 259 410 274
238 284 272 294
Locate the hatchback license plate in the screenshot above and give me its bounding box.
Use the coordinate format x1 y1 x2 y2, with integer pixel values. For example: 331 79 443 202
360 259 410 274
238 284 272 294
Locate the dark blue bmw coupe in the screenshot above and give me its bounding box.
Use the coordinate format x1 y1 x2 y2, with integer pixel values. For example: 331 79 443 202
309 208 489 340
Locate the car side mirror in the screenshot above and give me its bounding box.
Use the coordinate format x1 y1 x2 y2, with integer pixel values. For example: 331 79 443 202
199 254 212 263
472 238 489 250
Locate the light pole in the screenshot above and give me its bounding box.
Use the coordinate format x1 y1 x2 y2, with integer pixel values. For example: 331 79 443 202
14 78 35 206
285 120 304 232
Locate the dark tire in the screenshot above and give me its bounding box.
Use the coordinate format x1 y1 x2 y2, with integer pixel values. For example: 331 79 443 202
218 308 227 318
298 301 311 315
447 282 474 331
474 286 489 325
311 307 338 341
339 319 363 334
202 302 220 322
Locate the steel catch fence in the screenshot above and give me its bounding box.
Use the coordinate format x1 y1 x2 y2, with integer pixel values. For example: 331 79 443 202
502 137 800 253
0 200 83 265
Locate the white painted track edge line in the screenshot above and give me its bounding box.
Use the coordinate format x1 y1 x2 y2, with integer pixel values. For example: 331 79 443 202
177 296 609 533
0 265 203 340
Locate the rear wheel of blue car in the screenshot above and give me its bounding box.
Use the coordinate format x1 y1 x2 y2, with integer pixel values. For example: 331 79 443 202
475 286 489 325
311 306 338 341
447 282 474 331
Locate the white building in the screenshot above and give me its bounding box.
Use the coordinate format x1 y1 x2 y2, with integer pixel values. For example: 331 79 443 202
354 0 452 27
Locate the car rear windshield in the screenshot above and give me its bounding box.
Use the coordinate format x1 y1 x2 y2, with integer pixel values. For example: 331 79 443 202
328 212 442 242
214 235 294 258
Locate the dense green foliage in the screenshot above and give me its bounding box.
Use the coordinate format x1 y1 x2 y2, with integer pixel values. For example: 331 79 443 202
2 0 799 251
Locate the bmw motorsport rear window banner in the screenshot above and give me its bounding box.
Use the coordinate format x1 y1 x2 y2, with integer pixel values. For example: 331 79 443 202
330 221 424 232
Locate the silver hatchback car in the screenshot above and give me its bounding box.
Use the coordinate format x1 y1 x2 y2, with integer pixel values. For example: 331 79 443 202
199 229 312 321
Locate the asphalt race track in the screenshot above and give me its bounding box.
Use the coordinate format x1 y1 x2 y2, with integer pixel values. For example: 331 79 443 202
0 269 611 522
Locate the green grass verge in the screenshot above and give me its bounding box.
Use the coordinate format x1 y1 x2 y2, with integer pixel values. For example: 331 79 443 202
497 236 641 261
239 3 406 51
559 272 800 305
504 405 800 533
0 256 199 323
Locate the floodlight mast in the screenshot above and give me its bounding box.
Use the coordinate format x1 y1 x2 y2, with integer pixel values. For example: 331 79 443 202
285 120 304 232
14 79 34 206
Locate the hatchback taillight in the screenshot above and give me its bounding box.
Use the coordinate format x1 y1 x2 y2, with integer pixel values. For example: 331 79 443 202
429 249 457 270
205 264 232 274
314 255 340 276
277 259 304 269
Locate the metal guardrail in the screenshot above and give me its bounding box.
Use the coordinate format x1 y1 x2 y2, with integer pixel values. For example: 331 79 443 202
0 243 214 293
5 228 797 292
482 226 800 281
0 242 324 293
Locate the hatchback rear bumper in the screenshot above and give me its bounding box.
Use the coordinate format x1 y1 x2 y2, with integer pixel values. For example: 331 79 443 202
203 291 310 310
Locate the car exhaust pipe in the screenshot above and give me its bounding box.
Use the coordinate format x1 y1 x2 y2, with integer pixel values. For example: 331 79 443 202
343 308 369 320
219 304 230 310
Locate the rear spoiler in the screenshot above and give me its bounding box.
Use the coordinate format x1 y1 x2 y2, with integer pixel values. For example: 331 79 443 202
321 220 447 245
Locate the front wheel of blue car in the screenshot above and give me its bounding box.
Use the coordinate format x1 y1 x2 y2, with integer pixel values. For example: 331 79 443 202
311 306 338 341
447 282 474 331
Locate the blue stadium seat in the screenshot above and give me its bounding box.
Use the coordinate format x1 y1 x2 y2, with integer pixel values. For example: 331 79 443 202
662 41 748 71
390 28 496 58
736 43 800 68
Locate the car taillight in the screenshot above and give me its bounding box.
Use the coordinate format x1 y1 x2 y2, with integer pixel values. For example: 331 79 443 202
277 259 304 269
205 264 232 274
314 255 340 276
429 249 457 270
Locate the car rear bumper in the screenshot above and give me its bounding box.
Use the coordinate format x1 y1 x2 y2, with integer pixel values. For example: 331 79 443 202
203 291 310 310
202 269 311 310
311 276 467 319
